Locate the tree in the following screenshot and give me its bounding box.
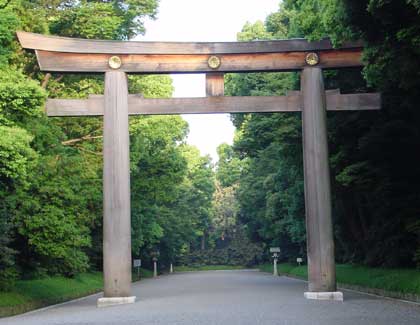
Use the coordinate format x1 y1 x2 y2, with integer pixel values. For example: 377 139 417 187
0 0 215 282
227 0 420 267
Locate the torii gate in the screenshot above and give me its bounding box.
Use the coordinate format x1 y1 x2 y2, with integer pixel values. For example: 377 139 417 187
17 31 380 306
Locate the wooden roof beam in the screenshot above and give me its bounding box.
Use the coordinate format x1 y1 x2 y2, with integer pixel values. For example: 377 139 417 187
17 31 363 55
17 32 364 73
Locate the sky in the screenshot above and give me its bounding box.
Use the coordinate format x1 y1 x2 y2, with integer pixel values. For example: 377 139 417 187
137 0 281 161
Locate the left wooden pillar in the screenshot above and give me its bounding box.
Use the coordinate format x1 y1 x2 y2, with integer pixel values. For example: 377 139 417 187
98 71 135 307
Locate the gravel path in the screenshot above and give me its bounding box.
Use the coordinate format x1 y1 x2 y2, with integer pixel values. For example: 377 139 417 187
1 270 419 325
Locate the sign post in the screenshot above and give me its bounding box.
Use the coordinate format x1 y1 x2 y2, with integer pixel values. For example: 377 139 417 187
270 247 281 276
133 259 141 280
153 257 158 278
151 251 159 278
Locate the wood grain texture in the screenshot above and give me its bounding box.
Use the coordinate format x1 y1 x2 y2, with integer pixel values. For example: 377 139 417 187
206 73 224 96
301 67 336 293
18 31 363 55
103 71 132 298
46 92 380 116
35 49 363 73
327 92 381 111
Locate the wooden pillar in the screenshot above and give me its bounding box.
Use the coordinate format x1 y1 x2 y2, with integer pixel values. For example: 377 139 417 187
301 67 337 294
102 71 133 300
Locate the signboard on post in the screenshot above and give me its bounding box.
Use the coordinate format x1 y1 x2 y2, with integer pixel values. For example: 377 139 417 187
270 248 280 276
133 259 141 280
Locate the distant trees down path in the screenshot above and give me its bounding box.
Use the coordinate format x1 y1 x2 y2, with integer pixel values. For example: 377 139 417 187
224 0 420 268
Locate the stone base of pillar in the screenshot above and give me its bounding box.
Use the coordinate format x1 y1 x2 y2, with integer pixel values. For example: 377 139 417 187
304 291 343 301
97 296 136 308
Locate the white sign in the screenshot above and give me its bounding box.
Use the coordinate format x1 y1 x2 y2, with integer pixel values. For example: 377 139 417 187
297 258 303 263
133 259 141 268
270 247 281 253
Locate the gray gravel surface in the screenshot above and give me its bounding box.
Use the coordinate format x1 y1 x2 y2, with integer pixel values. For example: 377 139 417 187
1 270 420 325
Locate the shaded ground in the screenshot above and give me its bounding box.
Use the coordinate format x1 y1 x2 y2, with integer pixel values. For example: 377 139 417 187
1 270 420 325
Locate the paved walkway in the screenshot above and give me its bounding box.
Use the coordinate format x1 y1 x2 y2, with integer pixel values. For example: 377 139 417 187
2 270 420 325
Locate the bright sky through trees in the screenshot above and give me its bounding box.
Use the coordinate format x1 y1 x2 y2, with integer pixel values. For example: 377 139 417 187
139 0 281 161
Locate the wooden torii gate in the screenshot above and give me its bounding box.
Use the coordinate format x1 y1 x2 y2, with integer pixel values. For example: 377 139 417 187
17 31 380 306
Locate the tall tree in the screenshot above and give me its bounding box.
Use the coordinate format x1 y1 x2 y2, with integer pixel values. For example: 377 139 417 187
228 0 420 267
0 0 219 285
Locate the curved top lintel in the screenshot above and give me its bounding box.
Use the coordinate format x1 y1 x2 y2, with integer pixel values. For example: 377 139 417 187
17 31 363 55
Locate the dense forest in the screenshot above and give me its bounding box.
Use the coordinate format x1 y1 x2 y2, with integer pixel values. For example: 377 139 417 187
224 0 420 268
0 0 218 289
0 0 419 292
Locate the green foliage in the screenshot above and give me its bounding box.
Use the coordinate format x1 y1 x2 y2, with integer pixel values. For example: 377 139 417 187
129 112 216 270
0 68 45 288
0 8 19 66
11 154 99 276
0 126 35 184
0 210 17 291
45 0 158 40
280 0 353 42
130 115 189 253
129 75 174 98
212 183 238 241
50 3 125 39
216 143 242 187
226 0 420 269
0 69 46 126
237 21 272 41
324 0 420 267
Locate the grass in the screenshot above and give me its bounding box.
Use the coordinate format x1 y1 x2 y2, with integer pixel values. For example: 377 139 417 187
259 263 420 296
0 268 153 318
174 265 246 272
0 272 103 317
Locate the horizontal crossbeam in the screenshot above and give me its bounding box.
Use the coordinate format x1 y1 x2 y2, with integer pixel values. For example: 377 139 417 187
17 32 362 55
46 91 380 117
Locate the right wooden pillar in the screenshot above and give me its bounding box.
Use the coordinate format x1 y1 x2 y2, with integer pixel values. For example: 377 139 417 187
301 67 340 298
